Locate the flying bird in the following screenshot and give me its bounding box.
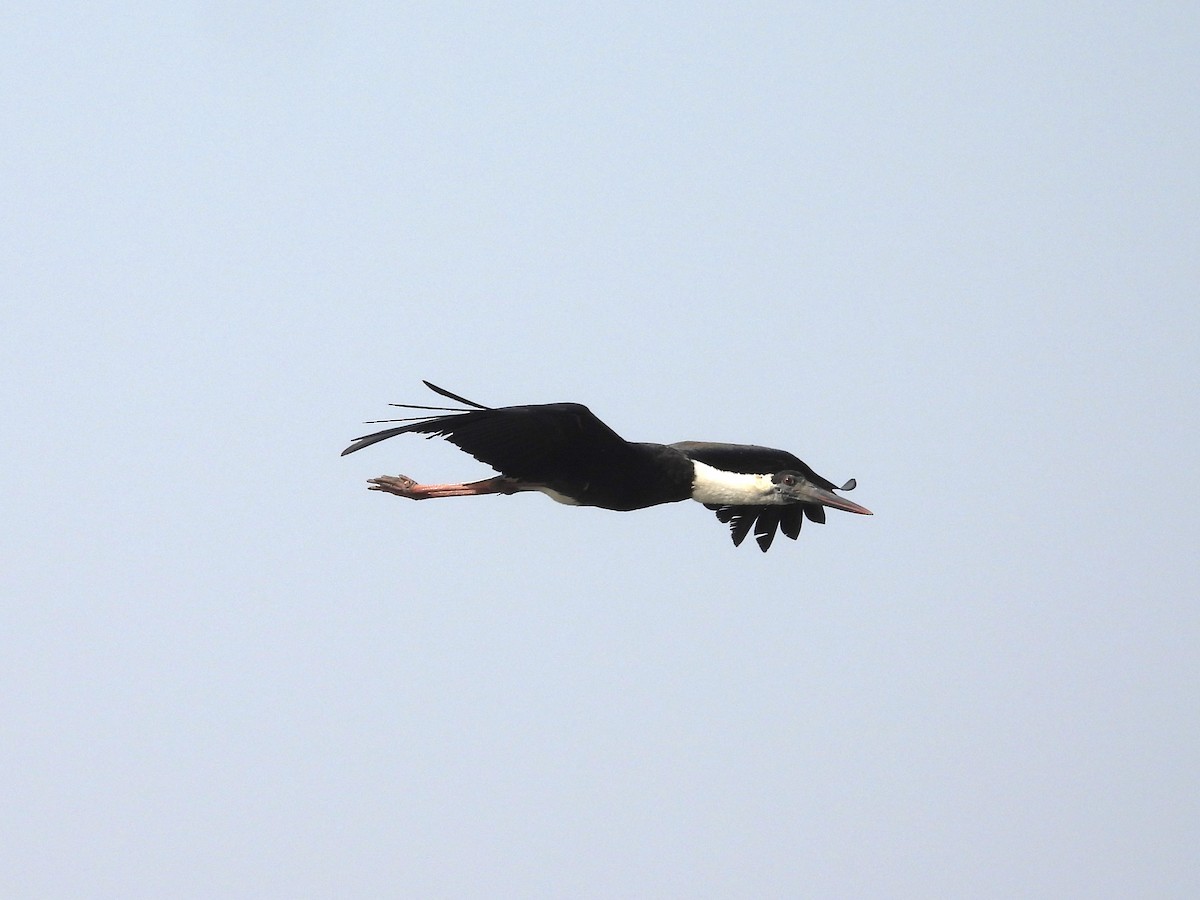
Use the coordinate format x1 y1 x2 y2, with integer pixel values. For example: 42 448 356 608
342 381 872 552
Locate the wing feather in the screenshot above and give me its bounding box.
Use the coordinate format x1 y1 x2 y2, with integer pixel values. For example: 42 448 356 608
779 506 803 540
344 402 629 482
343 386 634 490
705 502 830 552
753 509 782 552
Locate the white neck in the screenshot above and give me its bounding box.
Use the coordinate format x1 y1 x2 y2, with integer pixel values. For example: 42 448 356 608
690 461 780 506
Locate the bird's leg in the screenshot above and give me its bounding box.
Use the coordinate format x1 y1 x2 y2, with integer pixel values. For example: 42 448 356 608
366 474 524 500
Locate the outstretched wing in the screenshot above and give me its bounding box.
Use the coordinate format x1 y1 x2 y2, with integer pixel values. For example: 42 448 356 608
343 388 632 486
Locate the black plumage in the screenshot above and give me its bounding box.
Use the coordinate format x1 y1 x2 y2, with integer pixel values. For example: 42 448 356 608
343 381 871 551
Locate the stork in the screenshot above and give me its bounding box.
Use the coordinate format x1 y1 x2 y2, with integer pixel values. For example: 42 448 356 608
342 381 872 552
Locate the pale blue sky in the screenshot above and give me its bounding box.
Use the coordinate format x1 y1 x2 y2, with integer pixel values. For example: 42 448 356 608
4 3 1198 897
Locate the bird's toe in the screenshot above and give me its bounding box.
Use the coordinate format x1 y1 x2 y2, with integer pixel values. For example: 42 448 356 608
367 474 419 496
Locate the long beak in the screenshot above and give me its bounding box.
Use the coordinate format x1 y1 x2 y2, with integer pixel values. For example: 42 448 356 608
792 483 874 515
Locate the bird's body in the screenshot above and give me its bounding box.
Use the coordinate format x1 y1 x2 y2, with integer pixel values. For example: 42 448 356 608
342 382 871 551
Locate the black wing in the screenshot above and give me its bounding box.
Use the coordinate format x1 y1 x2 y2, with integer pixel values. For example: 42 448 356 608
342 385 632 485
705 502 828 552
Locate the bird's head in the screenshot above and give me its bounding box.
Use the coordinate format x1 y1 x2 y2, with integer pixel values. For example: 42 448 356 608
771 470 874 515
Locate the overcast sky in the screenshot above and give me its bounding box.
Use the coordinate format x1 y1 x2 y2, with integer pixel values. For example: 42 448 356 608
4 3 1198 897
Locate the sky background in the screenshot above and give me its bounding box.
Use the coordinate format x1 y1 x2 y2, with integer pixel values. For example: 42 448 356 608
4 3 1198 897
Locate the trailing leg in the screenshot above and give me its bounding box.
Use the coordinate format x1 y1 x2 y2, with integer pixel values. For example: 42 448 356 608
365 474 524 500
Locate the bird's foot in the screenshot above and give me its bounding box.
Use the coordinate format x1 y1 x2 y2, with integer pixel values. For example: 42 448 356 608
367 474 422 498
